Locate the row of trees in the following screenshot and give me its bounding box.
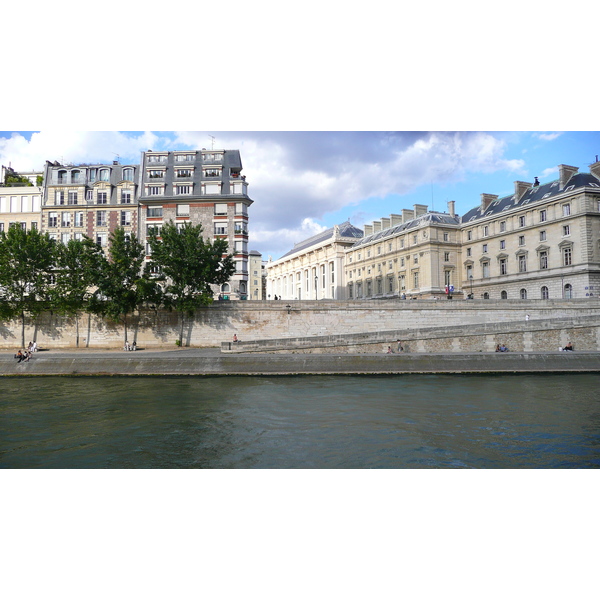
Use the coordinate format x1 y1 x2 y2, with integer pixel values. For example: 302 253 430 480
0 222 235 347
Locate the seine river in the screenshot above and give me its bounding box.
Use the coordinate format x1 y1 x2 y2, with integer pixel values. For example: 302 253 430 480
1 374 599 468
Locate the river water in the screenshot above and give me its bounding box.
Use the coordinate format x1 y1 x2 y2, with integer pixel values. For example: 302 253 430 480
1 374 599 468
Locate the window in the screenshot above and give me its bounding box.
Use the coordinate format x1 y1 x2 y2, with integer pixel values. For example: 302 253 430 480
466 248 472 257
176 169 192 178
564 283 573 299
377 246 381 255
55 191 65 205
148 170 164 179
147 224 161 236
399 275 406 290
86 190 93 201
96 211 107 227
121 211 131 226
518 254 527 272
482 244 488 253
520 288 527 299
444 252 450 262
214 204 228 215
413 254 418 264
563 225 570 236
148 186 163 196
97 192 108 205
467 230 472 240
122 168 134 181
61 212 71 227
540 251 548 269
562 204 571 216
121 190 132 204
48 212 58 227
214 224 227 235
500 258 507 275
483 225 489 236
540 230 546 241
96 232 108 247
75 212 84 227
443 232 449 241
519 215 526 227
400 257 405 267
89 169 97 183
500 221 506 232
148 154 167 163
563 246 572 266
235 203 248 216
400 238 405 248
388 276 394 293
482 262 490 278
175 185 191 195
175 154 195 162
466 265 473 279
540 209 547 222
61 232 70 244
99 169 110 182
413 235 417 244
518 235 525 246
541 286 549 300
500 240 506 250
68 191 78 205
147 207 163 218
501 290 508 299
177 204 189 216
413 271 419 288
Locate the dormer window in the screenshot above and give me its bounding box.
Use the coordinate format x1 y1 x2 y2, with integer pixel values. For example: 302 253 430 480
122 168 134 181
99 169 110 182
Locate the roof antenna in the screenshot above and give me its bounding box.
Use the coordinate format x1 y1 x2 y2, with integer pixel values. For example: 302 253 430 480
209 135 216 150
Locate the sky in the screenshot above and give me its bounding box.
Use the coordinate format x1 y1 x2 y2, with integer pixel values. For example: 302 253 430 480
1 130 599 259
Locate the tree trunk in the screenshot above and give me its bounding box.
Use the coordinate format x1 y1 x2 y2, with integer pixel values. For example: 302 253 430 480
179 311 185 347
123 316 128 348
75 313 80 348
20 310 25 349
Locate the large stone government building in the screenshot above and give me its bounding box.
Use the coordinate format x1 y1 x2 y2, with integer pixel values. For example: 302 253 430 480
267 161 600 301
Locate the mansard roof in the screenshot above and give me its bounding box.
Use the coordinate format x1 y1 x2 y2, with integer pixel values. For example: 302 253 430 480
351 212 460 249
278 221 363 260
461 173 600 224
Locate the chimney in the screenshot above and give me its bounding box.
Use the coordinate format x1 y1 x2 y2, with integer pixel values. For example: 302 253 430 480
589 161 600 182
372 220 382 233
363 224 373 236
513 182 532 203
380 217 391 231
414 204 428 218
390 213 403 226
481 193 498 212
402 209 414 223
558 164 578 189
447 200 455 217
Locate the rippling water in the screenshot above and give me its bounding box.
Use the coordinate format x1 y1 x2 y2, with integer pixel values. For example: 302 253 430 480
1 374 599 468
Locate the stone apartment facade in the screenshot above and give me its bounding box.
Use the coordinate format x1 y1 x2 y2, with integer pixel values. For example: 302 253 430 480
41 160 138 248
0 165 43 234
137 149 253 300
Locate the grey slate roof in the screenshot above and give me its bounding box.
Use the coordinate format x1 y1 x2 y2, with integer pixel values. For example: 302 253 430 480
461 173 600 224
351 212 460 249
278 221 363 260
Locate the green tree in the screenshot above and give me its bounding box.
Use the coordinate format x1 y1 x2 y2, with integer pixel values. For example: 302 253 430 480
91 228 157 346
147 221 235 346
51 236 104 347
0 225 57 347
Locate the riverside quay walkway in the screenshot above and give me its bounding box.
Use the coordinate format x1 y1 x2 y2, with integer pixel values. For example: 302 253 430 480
2 348 600 376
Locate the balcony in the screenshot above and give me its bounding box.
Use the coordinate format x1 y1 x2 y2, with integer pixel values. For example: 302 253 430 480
55 176 87 185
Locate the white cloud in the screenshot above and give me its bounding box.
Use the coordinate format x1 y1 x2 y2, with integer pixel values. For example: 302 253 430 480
541 166 558 178
535 132 563 142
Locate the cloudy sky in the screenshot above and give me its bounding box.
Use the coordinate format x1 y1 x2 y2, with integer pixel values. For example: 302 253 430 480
1 130 599 258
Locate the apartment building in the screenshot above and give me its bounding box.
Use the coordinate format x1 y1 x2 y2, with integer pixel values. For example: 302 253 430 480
0 166 43 234
137 149 253 300
41 160 138 248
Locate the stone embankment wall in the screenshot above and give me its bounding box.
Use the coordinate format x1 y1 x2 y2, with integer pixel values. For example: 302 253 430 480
1 298 600 351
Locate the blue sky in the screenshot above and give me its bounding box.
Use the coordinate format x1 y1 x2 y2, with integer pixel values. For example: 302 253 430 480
1 130 599 258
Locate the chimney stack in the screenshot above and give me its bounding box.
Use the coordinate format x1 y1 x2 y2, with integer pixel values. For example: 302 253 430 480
414 204 428 218
447 200 455 217
363 224 373 236
481 193 498 212
380 217 391 231
513 181 532 203
390 214 403 226
372 220 382 233
558 164 578 189
589 161 600 182
402 209 414 223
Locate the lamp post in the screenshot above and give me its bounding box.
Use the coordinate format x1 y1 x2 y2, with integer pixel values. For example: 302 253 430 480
469 275 473 299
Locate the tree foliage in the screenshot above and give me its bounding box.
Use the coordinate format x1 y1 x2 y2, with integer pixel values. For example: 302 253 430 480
91 228 157 343
0 225 57 346
147 221 235 345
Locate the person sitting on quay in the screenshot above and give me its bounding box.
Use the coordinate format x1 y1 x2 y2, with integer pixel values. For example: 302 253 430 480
563 342 574 351
15 350 24 363
497 343 508 352
124 341 130 351
386 346 394 354
233 334 239 343
397 340 404 352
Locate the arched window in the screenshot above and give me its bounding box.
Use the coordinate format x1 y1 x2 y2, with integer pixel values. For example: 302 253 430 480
564 284 573 299
99 169 110 182
122 168 134 181
501 290 508 299
239 282 247 293
221 283 230 293
520 288 527 299
483 292 489 299
71 170 81 183
541 286 549 300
